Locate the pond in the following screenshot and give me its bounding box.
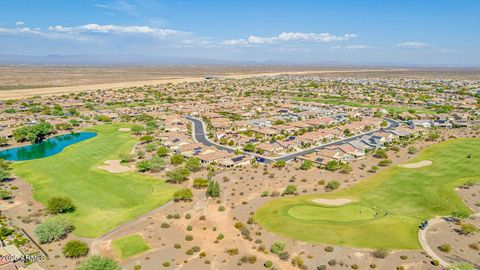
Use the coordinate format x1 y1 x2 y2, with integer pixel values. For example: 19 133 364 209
0 132 97 161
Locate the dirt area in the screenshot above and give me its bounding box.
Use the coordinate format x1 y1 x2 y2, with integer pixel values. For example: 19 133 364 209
312 198 352 206
2 66 468 100
400 160 433 169
98 160 133 173
118 128 131 132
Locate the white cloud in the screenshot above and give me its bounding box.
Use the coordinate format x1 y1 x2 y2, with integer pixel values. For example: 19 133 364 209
15 21 25 26
397 41 431 49
223 32 356 46
345 45 369 50
47 24 189 38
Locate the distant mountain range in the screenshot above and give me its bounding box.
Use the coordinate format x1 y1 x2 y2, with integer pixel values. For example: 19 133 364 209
0 54 477 68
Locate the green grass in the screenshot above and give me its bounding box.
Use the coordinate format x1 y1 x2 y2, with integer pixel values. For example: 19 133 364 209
255 138 480 249
12 124 177 238
112 234 150 258
293 97 433 114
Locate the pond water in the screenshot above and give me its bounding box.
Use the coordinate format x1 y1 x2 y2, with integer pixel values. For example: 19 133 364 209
0 132 97 161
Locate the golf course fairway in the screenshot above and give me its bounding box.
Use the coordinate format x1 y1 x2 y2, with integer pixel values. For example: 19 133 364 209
255 138 480 249
12 124 177 238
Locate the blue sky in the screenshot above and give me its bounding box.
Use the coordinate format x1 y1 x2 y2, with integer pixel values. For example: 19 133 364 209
0 0 479 66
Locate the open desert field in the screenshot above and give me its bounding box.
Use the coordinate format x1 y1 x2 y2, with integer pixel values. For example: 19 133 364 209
2 66 479 100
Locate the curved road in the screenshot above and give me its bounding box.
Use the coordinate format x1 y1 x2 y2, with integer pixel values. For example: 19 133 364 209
186 116 399 163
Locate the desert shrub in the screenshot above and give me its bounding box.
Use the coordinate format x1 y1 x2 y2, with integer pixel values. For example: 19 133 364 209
225 248 239 255
283 185 297 195
325 181 340 191
166 167 190 183
324 246 334 252
161 222 170 228
270 242 286 254
170 154 185 165
372 249 389 259
185 235 193 241
77 255 120 270
173 243 181 249
328 259 337 266
460 223 478 235
173 189 193 202
437 244 451 253
264 260 273 268
278 251 289 261
34 217 73 244
193 177 209 189
46 197 75 214
340 163 352 174
62 240 89 258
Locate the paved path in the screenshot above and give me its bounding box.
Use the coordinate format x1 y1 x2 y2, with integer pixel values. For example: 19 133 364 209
186 116 399 163
418 217 451 267
419 212 480 268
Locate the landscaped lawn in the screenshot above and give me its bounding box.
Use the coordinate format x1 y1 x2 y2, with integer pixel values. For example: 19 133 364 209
13 124 177 238
112 234 150 259
255 138 480 249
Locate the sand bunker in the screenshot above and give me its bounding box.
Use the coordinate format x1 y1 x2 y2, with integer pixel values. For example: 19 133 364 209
98 160 132 173
118 128 131 132
400 160 432 169
312 198 352 206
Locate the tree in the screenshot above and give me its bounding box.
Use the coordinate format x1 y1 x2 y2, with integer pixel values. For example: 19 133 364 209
343 128 351 137
380 120 388 127
243 143 255 152
34 217 73 244
300 160 313 170
325 160 340 171
185 157 202 172
76 255 121 270
273 160 286 168
166 167 190 183
173 188 193 202
13 122 55 143
283 185 297 195
47 197 75 214
136 160 151 172
170 154 185 166
157 146 169 157
206 180 220 198
63 240 89 258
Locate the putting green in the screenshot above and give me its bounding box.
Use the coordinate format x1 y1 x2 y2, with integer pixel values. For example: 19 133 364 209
12 124 177 238
255 138 480 249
